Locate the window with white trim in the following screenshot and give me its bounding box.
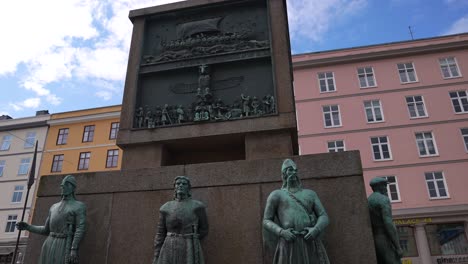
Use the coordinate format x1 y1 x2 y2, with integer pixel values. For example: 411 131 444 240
5 215 17 233
406 95 428 118
397 62 418 83
109 122 119 140
0 160 5 177
24 132 36 148
357 67 376 88
57 128 69 145
318 72 336 92
0 135 12 151
439 57 461 79
106 149 119 168
364 100 384 123
327 140 345 152
415 132 438 157
385 176 401 202
450 91 468 113
425 171 449 199
11 185 24 203
322 105 341 127
51 154 64 173
82 125 95 142
78 152 91 170
18 158 30 175
461 128 468 152
370 136 392 161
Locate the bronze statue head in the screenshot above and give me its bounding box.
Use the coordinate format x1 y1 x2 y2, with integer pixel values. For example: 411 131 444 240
174 176 192 199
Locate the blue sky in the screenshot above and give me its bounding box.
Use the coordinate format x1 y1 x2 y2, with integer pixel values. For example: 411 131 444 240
0 0 467 118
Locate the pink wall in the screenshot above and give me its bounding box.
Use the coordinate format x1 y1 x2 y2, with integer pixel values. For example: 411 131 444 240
293 34 468 209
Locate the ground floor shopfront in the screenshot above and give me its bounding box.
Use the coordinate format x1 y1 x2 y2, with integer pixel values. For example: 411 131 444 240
0 238 26 264
394 204 468 264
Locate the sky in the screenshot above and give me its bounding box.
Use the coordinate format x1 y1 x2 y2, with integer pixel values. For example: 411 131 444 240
0 0 467 118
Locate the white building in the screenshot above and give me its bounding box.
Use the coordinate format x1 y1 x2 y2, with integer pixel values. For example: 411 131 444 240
0 112 49 263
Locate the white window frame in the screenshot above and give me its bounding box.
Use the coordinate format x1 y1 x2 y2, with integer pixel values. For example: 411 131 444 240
0 160 5 177
0 135 12 151
425 171 449 199
384 176 401 202
24 132 36 148
11 185 24 203
18 158 30 175
364 100 384 123
450 90 468 114
357 66 377 88
439 57 461 79
327 140 346 153
406 95 428 119
461 128 468 153
317 72 336 93
5 215 17 233
322 105 342 128
415 132 439 157
397 62 418 83
370 136 393 161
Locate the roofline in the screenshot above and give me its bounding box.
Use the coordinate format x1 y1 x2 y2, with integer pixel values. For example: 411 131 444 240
293 33 468 69
0 120 49 132
51 104 122 116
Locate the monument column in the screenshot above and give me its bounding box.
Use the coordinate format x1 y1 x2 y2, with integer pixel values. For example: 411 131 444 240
414 223 432 264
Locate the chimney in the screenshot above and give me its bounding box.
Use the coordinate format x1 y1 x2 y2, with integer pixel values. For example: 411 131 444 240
36 110 49 116
0 115 12 120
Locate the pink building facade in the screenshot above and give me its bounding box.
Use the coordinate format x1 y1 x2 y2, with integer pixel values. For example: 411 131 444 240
293 33 468 264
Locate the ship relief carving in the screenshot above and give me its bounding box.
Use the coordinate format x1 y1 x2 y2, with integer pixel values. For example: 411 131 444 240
142 16 270 65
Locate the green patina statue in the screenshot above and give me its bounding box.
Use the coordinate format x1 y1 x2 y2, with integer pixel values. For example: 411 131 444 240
368 177 403 264
263 159 330 264
17 175 86 264
152 176 209 264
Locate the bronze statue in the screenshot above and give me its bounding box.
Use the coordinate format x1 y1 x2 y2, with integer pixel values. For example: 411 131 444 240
263 159 330 264
368 177 403 264
17 175 86 264
152 176 209 264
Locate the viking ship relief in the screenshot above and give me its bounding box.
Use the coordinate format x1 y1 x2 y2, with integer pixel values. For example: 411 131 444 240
142 16 270 65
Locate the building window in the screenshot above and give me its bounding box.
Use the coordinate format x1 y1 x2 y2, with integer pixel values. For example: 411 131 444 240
364 100 384 123
57 128 69 145
370 136 392 161
415 132 438 157
0 253 13 263
106 149 119 168
327 140 345 152
51 154 64 173
82 125 95 142
0 135 12 151
450 91 468 113
11 185 24 203
24 132 36 148
18 158 30 175
397 62 417 83
426 223 468 256
439 57 461 79
322 105 341 128
4 215 17 233
406 95 428 118
78 152 91 170
0 160 5 177
425 171 449 199
461 128 468 152
357 67 376 88
397 226 418 257
318 72 336 93
109 122 120 140
384 176 401 202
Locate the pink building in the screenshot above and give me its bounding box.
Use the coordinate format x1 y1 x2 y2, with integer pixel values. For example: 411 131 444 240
293 33 468 264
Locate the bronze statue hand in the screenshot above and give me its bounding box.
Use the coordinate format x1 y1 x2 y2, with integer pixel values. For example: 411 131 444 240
279 228 296 242
69 249 79 264
16 221 29 231
304 227 319 240
397 247 404 258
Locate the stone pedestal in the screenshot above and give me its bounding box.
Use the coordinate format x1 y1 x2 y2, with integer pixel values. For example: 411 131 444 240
25 152 377 264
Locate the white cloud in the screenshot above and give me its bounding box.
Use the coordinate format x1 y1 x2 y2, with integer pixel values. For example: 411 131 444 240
9 98 42 111
287 0 367 42
444 16 468 35
96 91 113 101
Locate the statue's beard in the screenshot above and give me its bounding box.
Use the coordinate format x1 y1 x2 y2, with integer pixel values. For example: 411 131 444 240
286 174 301 189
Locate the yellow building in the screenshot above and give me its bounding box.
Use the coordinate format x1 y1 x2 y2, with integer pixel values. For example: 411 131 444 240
39 105 122 176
